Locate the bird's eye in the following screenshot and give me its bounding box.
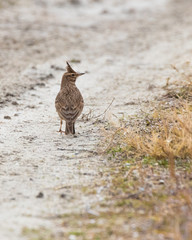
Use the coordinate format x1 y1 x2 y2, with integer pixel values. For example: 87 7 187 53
72 74 75 77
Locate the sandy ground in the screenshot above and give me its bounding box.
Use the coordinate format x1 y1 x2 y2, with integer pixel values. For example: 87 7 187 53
1 0 192 239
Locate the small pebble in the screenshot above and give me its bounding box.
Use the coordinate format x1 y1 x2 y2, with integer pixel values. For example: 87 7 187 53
4 116 11 119
60 194 66 198
36 192 44 198
36 82 45 87
12 101 18 105
159 179 164 184
6 93 15 97
27 105 36 109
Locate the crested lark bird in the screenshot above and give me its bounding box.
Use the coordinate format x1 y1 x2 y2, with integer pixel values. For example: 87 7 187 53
55 62 85 135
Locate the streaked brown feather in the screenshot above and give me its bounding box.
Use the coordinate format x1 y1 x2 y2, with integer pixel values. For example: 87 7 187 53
55 86 84 123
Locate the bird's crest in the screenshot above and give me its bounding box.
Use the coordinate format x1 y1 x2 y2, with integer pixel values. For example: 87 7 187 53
66 61 76 73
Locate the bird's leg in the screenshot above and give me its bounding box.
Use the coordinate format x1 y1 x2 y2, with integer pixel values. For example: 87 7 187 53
72 123 75 134
59 119 62 132
72 122 78 137
58 119 65 133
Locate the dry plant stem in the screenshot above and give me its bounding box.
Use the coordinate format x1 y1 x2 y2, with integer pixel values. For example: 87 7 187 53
105 127 123 153
94 97 115 119
53 185 71 190
85 97 115 127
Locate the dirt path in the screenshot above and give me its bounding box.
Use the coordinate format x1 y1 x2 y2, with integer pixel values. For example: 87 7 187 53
1 0 192 239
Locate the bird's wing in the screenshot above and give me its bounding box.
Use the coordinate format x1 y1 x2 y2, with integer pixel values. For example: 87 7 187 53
55 90 84 122
61 105 81 121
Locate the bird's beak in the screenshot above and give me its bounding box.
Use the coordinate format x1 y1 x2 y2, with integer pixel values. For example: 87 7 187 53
77 72 85 76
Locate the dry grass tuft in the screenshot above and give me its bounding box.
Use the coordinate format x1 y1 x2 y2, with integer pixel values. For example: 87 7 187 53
99 62 192 239
106 103 192 178
165 62 192 101
106 62 192 180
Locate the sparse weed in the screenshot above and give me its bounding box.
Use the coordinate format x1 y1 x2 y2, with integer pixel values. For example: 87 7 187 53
101 62 192 240
106 102 192 178
22 227 55 240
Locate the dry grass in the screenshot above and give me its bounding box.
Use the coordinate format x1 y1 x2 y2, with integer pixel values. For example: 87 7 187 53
22 63 192 240
106 103 192 178
100 62 192 240
106 62 192 179
165 62 192 101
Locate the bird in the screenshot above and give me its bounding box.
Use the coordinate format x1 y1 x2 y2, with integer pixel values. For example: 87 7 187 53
55 61 85 135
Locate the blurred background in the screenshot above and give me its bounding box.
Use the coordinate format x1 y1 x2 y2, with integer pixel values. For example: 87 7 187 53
1 1 192 240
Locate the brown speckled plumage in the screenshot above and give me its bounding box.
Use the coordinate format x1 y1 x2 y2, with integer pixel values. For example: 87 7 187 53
55 62 85 135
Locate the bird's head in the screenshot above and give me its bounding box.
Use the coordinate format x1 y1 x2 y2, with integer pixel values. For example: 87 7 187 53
61 62 85 87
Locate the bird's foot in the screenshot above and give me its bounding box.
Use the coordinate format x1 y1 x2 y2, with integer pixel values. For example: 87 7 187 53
57 129 65 134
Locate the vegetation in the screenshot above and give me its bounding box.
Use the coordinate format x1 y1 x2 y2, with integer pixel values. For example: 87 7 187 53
103 62 192 239
22 63 192 240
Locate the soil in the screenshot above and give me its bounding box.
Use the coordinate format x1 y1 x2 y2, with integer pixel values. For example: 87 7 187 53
0 0 192 239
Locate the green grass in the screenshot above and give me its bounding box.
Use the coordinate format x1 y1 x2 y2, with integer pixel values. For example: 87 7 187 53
22 227 55 240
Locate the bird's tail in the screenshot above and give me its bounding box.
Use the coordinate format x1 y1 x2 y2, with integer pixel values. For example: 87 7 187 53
65 122 75 135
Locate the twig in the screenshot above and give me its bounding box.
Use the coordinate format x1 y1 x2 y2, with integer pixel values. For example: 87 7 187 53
81 98 115 127
94 97 115 119
57 148 98 154
53 185 72 190
104 127 123 153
